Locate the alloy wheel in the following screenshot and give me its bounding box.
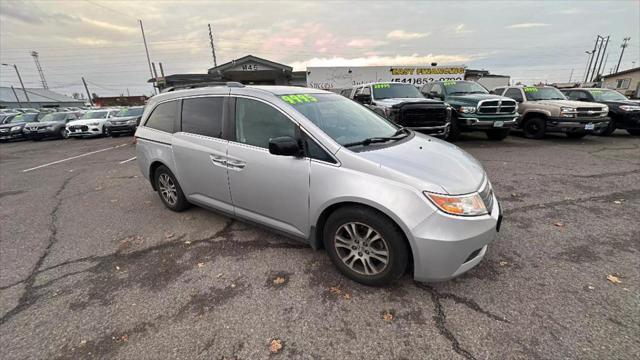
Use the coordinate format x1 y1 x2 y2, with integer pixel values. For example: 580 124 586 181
158 173 178 206
334 222 389 276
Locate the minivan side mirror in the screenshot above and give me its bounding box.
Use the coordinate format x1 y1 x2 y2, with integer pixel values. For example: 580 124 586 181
269 136 302 157
354 93 372 104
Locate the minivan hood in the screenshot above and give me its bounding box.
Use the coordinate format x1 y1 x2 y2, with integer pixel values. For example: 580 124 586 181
374 98 441 107
356 133 485 194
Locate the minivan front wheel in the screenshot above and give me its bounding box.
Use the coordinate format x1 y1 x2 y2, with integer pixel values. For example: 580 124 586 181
324 207 408 286
154 166 189 212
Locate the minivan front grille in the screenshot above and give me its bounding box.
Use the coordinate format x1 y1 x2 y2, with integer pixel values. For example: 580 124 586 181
477 99 517 114
478 181 494 213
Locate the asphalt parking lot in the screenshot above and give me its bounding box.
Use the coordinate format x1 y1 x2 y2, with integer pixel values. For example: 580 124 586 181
0 132 638 359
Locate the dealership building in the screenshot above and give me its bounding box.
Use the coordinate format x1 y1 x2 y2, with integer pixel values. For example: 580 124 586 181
0 87 85 109
151 54 509 92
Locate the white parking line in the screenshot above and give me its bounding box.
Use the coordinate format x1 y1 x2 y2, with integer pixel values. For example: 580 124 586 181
119 156 137 164
22 144 129 173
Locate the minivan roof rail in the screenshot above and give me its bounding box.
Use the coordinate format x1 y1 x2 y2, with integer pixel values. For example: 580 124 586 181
162 81 245 92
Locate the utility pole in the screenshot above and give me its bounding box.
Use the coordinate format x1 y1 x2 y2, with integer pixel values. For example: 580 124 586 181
30 51 49 90
82 77 94 106
616 37 631 73
568 68 574 82
1 63 30 105
583 50 593 82
139 19 157 94
10 86 22 106
585 36 599 82
594 35 609 81
590 35 604 82
208 24 218 67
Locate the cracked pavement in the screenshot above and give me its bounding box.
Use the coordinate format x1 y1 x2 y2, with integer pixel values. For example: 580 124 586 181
1 132 639 359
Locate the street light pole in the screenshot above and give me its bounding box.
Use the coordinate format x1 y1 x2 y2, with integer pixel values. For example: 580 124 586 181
1 63 31 105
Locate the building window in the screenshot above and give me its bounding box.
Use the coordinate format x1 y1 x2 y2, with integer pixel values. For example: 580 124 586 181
615 78 631 89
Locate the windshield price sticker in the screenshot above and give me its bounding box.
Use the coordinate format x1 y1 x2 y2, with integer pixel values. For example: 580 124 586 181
281 94 318 105
373 84 391 89
443 80 457 86
523 87 539 93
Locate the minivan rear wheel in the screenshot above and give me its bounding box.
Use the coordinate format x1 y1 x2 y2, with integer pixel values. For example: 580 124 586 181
323 206 408 286
154 165 190 212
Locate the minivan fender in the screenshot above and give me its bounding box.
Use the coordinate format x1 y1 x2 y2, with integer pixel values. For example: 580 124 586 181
309 197 419 263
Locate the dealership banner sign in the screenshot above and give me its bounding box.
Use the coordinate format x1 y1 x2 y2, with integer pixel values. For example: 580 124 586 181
307 66 466 89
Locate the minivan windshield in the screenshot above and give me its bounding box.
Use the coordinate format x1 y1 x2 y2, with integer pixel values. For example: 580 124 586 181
524 87 566 101
588 89 628 102
281 93 399 147
442 81 488 95
81 111 108 119
372 83 424 100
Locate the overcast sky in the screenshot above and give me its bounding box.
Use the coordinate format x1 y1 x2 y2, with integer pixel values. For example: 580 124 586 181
1 0 638 97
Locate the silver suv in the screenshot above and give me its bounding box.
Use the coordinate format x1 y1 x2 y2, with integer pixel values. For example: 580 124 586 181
135 83 501 285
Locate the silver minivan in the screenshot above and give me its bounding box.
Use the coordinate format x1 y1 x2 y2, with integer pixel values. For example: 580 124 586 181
135 83 502 286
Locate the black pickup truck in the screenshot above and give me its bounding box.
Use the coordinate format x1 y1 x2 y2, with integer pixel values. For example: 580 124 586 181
561 88 640 136
349 82 451 138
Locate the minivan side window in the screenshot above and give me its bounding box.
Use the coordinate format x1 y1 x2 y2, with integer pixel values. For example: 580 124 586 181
145 101 177 133
181 97 224 138
504 88 524 102
235 98 296 149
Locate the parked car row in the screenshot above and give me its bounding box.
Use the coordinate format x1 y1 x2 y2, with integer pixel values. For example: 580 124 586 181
345 81 639 140
0 106 145 142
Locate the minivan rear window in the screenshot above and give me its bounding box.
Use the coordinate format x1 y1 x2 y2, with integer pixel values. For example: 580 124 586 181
145 101 176 133
181 97 224 138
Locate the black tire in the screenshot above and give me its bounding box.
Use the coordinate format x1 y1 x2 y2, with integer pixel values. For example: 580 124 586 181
627 129 640 136
102 126 110 137
592 120 616 136
446 115 461 141
59 128 69 139
566 131 587 139
486 128 510 141
323 206 408 286
522 117 546 139
153 165 190 212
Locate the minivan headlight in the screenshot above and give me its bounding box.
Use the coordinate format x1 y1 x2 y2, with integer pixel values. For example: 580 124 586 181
424 191 488 216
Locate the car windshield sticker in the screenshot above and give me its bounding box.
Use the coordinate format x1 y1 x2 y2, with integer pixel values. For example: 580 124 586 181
443 80 457 86
373 84 391 89
523 87 538 93
281 94 318 105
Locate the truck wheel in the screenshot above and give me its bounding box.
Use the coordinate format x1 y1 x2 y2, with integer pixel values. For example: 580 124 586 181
592 120 616 136
323 206 408 286
446 115 461 141
486 128 510 141
154 165 190 212
522 117 546 139
566 131 587 139
626 129 640 136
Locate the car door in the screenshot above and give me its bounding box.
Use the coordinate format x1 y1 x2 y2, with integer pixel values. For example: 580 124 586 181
226 96 310 238
171 96 233 214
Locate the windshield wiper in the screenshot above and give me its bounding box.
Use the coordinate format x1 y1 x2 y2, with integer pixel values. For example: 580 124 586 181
344 128 410 148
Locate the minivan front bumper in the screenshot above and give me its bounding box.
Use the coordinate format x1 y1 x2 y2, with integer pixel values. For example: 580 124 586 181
410 195 500 282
